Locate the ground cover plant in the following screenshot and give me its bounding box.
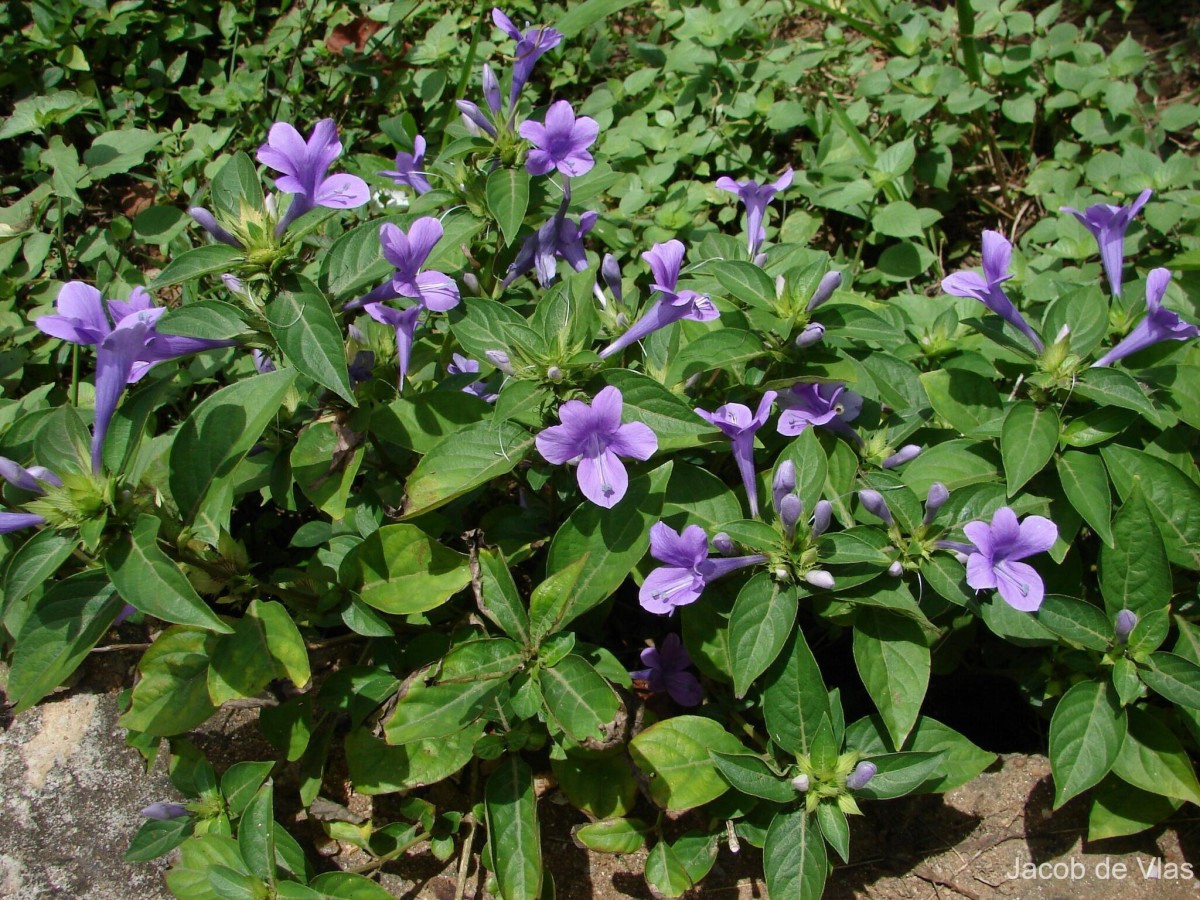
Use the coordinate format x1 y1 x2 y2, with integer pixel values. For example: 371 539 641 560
2 0 1200 896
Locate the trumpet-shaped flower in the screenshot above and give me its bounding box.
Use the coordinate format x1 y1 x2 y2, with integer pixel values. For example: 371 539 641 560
380 135 432 195
257 119 370 233
502 203 598 288
448 354 497 403
535 386 658 508
0 457 59 534
715 169 793 259
37 283 235 471
1092 268 1199 367
942 230 1044 352
776 382 862 440
1061 189 1152 298
963 507 1058 612
630 633 702 707
640 522 767 615
695 392 777 518
519 100 598 178
492 9 563 112
598 240 718 359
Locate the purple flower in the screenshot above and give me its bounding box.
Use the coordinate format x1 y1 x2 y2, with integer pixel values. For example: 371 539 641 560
630 633 702 706
942 230 1044 352
963 507 1058 612
0 458 59 534
492 8 563 113
535 386 658 508
483 64 503 116
256 119 370 234
141 802 188 820
808 271 842 312
353 219 460 384
772 460 796 514
1061 189 1152 298
846 761 877 791
448 353 498 403
858 490 892 526
187 207 242 248
1114 610 1137 645
776 382 862 440
695 392 777 518
640 522 767 615
882 444 922 469
1092 268 1199 367
923 483 949 525
502 202 598 288
598 240 718 359
715 169 793 259
37 283 235 472
795 322 825 349
457 100 498 138
519 100 598 178
380 135 432 195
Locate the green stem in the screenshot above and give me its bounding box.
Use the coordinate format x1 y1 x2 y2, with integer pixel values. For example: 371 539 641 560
956 0 983 86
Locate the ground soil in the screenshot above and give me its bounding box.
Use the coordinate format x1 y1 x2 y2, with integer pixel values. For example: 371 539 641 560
2 651 1198 899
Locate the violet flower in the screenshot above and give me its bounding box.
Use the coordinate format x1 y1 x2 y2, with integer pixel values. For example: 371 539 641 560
962 507 1058 612
187 207 242 248
715 169 793 260
502 202 598 288
942 230 1044 352
882 444 921 469
380 135 432 195
640 522 767 615
519 100 598 178
923 483 949 525
1092 268 1199 367
483 64 503 116
0 457 59 534
37 283 235 472
695 391 777 518
1061 189 1152 298
352 219 460 384
457 100 499 138
630 633 702 706
492 8 563 114
256 119 370 234
448 353 498 403
846 761 877 791
598 240 718 359
535 386 658 508
808 271 842 312
776 382 862 441
1114 610 1137 645
772 460 796 514
141 802 188 820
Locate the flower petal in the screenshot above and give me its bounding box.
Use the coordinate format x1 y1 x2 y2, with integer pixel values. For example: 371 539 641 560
610 421 657 461
577 448 628 507
1009 514 1058 560
994 560 1045 611
535 423 582 465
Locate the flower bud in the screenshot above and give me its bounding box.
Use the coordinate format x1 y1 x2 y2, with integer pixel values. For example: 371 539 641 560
1055 323 1071 345
791 774 810 792
753 251 768 267
858 489 893 526
887 560 903 577
601 253 623 303
462 272 481 295
141 802 188 820
923 482 949 525
811 500 833 538
1114 609 1138 645
780 494 803 541
221 273 246 295
807 270 842 312
482 64 502 115
846 761 877 791
189 207 243 249
712 532 736 556
457 100 498 137
804 569 834 590
546 365 563 382
882 444 922 469
795 322 825 349
772 460 796 514
485 349 515 375
775 275 786 300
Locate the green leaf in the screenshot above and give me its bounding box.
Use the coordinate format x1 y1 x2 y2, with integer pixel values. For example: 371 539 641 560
900 439 999 494
402 419 535 518
486 168 530 246
165 834 250 899
763 810 826 900
1001 402 1059 495
485 756 542 900
7 572 121 713
1112 707 1200 805
1141 653 1200 710
843 715 996 793
1101 444 1200 569
762 627 829 755
238 782 276 884
853 609 930 748
729 573 802 698
157 301 251 341
556 0 641 37
344 726 476 794
383 678 502 744
551 746 638 819
290 419 364 519
477 548 530 645
644 841 693 898
1036 595 1112 651
816 802 850 863
572 818 648 854
259 696 314 761
105 515 232 632
1048 681 1126 809
308 872 398 900
266 276 354 404
221 761 275 817
120 627 217 736
593 369 716 451
1055 451 1113 546
1098 485 1171 616
855 751 945 799
872 200 926 238
441 638 524 682
709 751 795 803
528 556 588 647
208 599 310 704
148 244 244 290
540 653 620 742
169 369 297 539
371 391 490 454
707 260 777 310
350 524 471 614
665 329 765 385
2 528 77 612
629 716 744 811
919 369 1004 438
125 816 194 862
546 462 671 621
1087 775 1182 841
1074 367 1167 427
209 152 263 220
